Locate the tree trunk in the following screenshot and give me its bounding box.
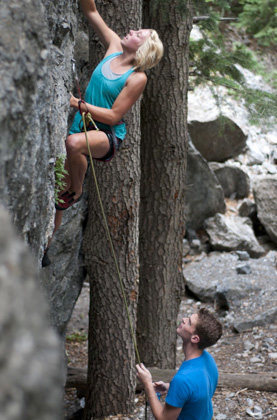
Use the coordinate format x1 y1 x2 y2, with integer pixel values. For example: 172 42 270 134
137 0 193 368
83 1 142 417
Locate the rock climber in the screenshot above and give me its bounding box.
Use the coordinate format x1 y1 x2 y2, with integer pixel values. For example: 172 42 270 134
42 0 163 266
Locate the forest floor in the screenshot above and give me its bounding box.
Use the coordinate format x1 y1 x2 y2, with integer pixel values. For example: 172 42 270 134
64 282 277 420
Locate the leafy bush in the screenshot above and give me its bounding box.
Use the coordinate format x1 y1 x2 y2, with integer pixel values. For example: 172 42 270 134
54 154 68 205
237 0 277 47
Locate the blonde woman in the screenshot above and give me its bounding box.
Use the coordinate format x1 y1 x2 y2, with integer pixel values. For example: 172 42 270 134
42 0 163 266
56 0 164 210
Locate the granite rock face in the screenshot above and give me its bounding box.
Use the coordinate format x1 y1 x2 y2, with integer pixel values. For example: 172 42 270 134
0 0 88 335
0 205 64 420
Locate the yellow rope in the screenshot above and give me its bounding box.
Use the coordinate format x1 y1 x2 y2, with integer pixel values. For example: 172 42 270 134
82 112 141 364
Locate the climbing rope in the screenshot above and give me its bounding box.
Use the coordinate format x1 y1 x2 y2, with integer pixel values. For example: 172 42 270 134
81 112 141 365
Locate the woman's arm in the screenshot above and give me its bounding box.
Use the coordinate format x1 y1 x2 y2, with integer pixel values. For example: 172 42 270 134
80 0 121 50
70 72 147 125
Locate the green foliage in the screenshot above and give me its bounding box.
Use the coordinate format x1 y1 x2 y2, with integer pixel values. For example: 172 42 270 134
190 0 277 124
54 154 68 205
149 0 277 124
66 332 88 342
237 0 277 47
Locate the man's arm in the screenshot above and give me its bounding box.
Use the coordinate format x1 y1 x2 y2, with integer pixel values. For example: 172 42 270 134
80 0 121 50
136 364 182 420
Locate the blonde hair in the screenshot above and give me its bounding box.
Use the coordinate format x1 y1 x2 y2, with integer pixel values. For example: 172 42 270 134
133 29 164 72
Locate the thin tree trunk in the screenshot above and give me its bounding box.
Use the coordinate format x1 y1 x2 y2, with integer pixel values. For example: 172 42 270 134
137 0 193 369
83 1 142 417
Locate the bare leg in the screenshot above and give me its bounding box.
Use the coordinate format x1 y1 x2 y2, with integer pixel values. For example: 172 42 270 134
66 130 109 199
43 130 109 265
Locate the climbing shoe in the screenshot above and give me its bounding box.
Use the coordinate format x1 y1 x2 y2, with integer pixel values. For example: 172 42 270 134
55 191 82 211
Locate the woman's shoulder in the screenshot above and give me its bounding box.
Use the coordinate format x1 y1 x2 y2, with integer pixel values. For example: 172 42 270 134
128 70 147 84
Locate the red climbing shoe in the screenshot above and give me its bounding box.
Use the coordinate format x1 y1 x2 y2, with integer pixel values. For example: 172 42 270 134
55 191 82 211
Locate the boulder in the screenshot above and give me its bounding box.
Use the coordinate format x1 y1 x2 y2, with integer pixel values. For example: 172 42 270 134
188 115 247 162
233 307 277 333
253 176 277 244
209 163 250 199
204 213 265 258
238 198 257 218
185 142 226 230
183 251 277 311
0 206 63 420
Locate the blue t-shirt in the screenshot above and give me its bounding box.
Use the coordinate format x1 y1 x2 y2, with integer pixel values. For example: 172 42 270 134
166 351 218 420
69 52 134 139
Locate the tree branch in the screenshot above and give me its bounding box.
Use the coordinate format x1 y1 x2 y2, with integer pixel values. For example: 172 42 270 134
193 16 238 23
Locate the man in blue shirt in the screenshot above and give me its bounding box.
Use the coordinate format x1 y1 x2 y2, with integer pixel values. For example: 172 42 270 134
136 308 222 420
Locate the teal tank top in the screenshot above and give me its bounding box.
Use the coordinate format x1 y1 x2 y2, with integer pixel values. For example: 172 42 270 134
69 52 134 139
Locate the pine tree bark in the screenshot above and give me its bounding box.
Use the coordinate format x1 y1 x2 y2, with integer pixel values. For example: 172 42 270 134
83 1 142 417
137 0 193 369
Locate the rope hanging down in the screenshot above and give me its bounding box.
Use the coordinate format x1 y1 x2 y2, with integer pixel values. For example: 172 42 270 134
81 112 141 365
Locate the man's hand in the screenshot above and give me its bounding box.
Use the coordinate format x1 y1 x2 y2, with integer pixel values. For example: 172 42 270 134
154 381 169 395
136 363 153 387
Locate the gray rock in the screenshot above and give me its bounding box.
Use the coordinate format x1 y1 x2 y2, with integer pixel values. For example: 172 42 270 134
233 307 277 333
183 239 190 256
191 239 201 249
183 251 277 311
0 0 88 335
238 199 257 218
236 264 252 275
42 197 87 335
271 149 277 165
204 214 265 258
188 115 247 162
0 206 63 420
247 147 265 166
253 176 277 244
236 250 250 261
184 141 226 230
243 340 254 351
268 352 277 360
210 164 250 198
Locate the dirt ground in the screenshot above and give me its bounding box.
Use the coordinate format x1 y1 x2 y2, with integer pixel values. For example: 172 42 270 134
64 283 277 419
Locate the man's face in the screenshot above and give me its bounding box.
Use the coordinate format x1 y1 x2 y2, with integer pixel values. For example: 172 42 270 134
177 313 199 343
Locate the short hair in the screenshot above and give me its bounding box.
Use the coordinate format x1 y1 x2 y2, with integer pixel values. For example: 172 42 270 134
195 308 223 350
133 29 164 72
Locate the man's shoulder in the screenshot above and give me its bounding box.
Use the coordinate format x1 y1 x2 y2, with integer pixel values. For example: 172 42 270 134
177 351 218 378
203 350 218 367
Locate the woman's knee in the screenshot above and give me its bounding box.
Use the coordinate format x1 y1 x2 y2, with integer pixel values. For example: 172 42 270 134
66 134 83 154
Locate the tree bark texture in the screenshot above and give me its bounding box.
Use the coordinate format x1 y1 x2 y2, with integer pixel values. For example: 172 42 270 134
83 1 142 417
137 1 193 368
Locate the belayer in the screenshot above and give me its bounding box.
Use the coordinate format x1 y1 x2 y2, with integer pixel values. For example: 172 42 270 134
137 308 223 420
43 0 163 265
